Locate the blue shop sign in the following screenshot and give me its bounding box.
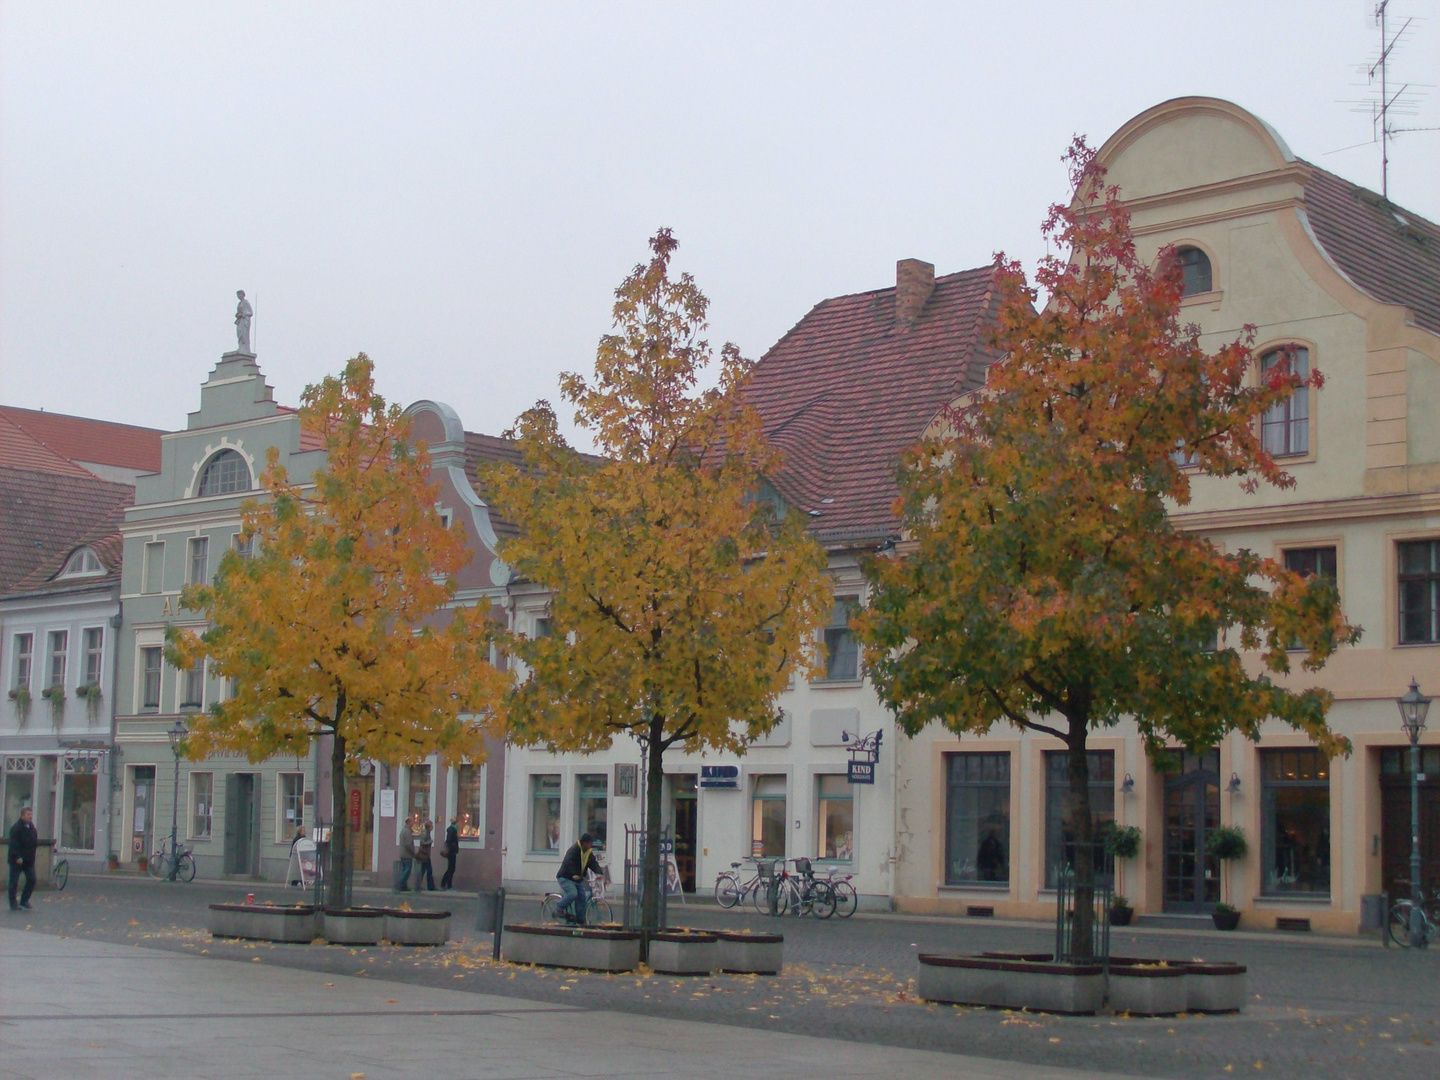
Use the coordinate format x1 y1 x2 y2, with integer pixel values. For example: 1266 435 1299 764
700 765 739 789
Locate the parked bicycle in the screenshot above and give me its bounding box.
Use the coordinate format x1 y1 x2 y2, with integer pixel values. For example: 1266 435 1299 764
541 868 613 925
818 869 858 918
147 837 197 883
1386 883 1438 948
714 859 768 909
51 855 68 891
755 858 836 919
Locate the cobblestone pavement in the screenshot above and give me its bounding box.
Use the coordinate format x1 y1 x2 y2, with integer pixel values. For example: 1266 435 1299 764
8 874 1438 1080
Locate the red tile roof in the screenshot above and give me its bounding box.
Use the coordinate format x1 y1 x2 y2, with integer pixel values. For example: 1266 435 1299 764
10 530 125 595
0 467 134 592
1302 165 1440 337
742 265 1003 544
273 405 330 451
0 406 162 473
0 414 96 478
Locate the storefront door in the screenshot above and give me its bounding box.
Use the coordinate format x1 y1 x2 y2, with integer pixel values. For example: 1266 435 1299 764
348 775 375 873
669 773 697 893
1380 747 1440 898
130 766 155 864
224 773 260 876
1163 750 1221 913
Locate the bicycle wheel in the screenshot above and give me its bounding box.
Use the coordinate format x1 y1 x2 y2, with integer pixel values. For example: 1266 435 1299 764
784 880 809 917
715 874 740 909
589 898 613 925
832 880 858 918
1387 900 1416 947
541 894 566 922
752 879 774 915
176 853 197 883
810 880 837 920
52 859 69 891
147 849 167 880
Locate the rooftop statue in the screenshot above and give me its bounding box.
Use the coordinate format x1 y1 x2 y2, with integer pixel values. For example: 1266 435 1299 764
234 290 253 353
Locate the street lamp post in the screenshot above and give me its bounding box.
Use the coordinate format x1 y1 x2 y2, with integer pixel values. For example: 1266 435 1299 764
166 719 187 883
1397 679 1432 949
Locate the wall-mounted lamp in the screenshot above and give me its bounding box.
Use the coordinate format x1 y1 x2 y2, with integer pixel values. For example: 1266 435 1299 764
1226 773 1242 794
1119 774 1135 794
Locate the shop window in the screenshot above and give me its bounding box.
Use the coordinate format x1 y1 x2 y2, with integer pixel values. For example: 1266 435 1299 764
141 647 163 710
819 598 860 682
1398 539 1440 645
1043 751 1115 889
1177 246 1212 296
61 768 98 850
143 541 165 594
816 775 853 861
1260 749 1330 896
576 773 608 850
11 633 32 692
1260 347 1310 458
187 536 209 586
277 773 305 842
1381 746 1440 776
456 764 484 840
190 772 213 838
196 449 251 497
751 775 787 858
83 628 104 687
48 630 68 689
181 659 205 709
944 753 1010 886
4 772 35 827
529 774 561 852
407 763 432 824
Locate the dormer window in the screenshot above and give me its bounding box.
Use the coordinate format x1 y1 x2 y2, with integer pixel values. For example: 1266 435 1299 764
1177 247 1212 296
197 449 251 497
58 547 104 579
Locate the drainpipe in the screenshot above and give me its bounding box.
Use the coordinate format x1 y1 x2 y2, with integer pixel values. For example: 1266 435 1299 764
105 607 123 866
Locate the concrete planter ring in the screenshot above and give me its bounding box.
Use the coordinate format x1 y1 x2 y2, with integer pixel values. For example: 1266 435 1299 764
208 903 318 944
384 908 452 946
648 930 718 975
1107 964 1189 1016
716 931 784 975
918 955 1105 1015
501 923 640 972
1183 963 1247 1013
323 907 385 945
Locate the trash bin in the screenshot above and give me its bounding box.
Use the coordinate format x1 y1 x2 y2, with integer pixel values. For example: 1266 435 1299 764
475 888 505 933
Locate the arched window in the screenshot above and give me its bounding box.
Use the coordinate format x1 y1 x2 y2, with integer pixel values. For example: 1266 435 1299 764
58 547 103 578
1260 346 1310 458
197 449 251 497
1177 246 1213 296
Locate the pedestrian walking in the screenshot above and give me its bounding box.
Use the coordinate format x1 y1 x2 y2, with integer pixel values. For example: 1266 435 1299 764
415 818 436 892
396 814 418 892
440 817 459 890
8 806 38 911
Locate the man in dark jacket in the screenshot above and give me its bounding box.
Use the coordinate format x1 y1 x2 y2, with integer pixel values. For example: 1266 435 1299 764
555 833 603 925
439 817 460 890
8 806 38 911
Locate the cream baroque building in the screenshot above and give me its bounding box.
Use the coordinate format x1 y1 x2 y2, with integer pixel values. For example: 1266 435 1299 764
893 98 1440 934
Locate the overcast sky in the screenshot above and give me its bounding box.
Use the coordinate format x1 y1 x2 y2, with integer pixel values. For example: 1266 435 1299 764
2 1 1437 446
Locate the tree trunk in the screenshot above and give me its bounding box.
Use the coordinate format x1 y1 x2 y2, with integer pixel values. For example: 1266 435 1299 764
326 729 348 910
1066 719 1095 959
640 715 666 945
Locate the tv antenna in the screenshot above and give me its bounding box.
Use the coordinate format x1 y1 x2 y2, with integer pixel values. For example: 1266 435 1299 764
1349 2 1436 199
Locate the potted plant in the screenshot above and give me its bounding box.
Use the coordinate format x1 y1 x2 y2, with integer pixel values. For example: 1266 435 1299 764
8 685 31 725
76 682 103 723
40 684 65 726
1207 825 1247 930
1104 824 1142 924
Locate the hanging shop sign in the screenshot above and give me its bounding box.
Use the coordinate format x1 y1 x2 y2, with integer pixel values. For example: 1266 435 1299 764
844 730 883 785
700 765 739 789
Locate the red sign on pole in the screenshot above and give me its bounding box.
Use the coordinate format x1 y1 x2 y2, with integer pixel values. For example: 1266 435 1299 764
349 789 362 828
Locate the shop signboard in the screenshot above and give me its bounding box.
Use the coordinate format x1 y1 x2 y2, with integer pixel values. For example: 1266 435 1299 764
700 765 739 789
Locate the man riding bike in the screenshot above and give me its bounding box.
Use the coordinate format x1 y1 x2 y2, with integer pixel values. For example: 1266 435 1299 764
554 832 603 926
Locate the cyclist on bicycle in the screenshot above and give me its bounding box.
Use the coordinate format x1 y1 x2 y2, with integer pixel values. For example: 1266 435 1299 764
555 833 603 926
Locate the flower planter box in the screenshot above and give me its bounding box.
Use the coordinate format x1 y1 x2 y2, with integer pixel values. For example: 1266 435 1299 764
323 907 385 945
501 923 640 972
384 908 452 946
208 903 318 943
716 931 783 975
1107 964 1188 1016
1184 963 1247 1013
918 955 1105 1015
1212 910 1241 931
648 930 718 975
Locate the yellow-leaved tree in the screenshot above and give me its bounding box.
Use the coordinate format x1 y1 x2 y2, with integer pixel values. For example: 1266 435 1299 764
166 355 503 907
482 230 832 936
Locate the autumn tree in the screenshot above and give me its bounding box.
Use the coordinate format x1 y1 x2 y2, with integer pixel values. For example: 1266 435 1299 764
166 355 502 907
482 230 831 937
856 143 1359 951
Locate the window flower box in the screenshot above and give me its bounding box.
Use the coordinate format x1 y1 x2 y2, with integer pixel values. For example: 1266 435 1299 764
716 930 783 975
384 908 451 946
501 923 640 972
918 955 1105 1015
323 907 385 945
208 903 318 943
648 930 718 975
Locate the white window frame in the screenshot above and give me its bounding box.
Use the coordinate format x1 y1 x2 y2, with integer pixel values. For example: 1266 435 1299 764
11 633 33 692
276 771 306 843
142 541 165 594
48 630 69 689
187 536 209 586
139 645 163 711
82 626 105 688
188 771 214 840
180 657 205 710
528 772 563 855
447 762 487 844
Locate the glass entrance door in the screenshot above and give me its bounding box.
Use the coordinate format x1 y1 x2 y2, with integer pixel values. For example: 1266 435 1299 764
130 767 155 864
348 775 375 873
1163 750 1221 912
668 774 698 893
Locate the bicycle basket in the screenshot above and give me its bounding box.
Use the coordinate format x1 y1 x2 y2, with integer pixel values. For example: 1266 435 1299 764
757 860 776 880
793 857 812 875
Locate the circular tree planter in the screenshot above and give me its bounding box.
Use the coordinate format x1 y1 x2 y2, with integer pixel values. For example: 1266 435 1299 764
1184 962 1247 1013
1108 963 1188 1016
649 930 718 975
208 903 318 943
716 931 783 975
918 955 1105 1015
501 923 640 972
324 907 385 945
384 908 452 946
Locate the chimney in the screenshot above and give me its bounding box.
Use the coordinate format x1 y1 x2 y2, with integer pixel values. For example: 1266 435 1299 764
895 258 935 327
